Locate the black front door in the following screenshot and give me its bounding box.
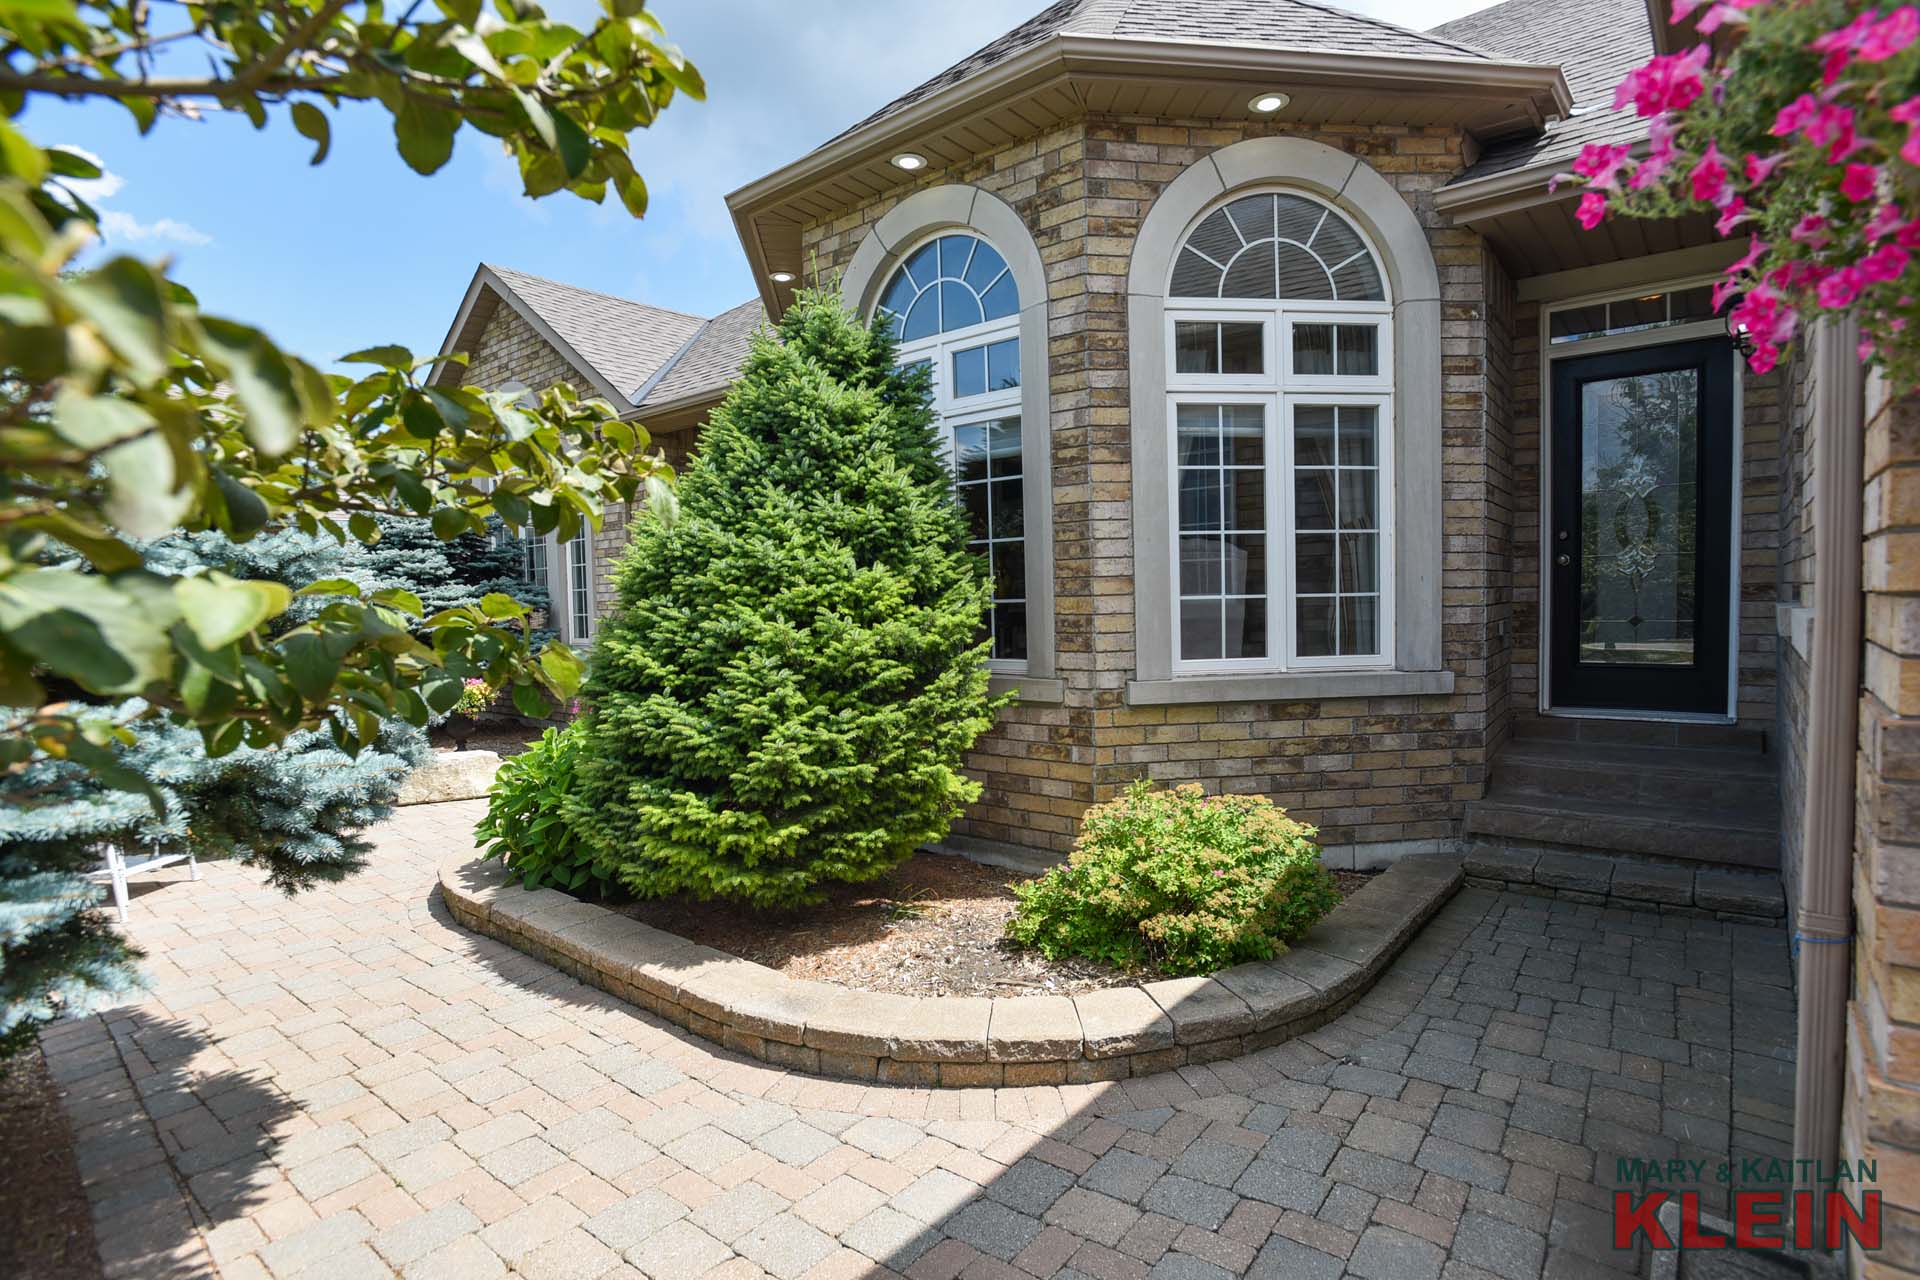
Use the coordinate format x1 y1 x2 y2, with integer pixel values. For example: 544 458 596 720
1548 337 1735 715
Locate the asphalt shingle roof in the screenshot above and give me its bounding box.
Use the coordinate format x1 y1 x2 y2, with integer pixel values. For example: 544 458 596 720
639 298 765 410
1431 0 1654 184
484 264 708 401
829 0 1497 146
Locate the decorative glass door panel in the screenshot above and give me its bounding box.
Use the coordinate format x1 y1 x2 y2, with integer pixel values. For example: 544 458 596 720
1548 338 1733 715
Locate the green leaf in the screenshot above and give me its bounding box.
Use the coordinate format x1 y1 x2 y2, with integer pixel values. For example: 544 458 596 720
50 388 154 450
479 593 528 620
213 469 271 538
349 512 382 544
370 587 424 617
174 573 292 650
65 258 170 384
290 102 332 165
392 471 432 513
342 344 410 367
394 99 458 175
430 506 469 540
511 681 552 718
0 120 49 184
14 512 141 573
280 633 343 701
297 578 363 597
197 318 302 455
0 567 177 694
552 111 591 178
537 641 584 697
103 430 192 538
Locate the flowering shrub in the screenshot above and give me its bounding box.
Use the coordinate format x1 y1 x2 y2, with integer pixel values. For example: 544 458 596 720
1004 782 1338 976
1563 0 1920 383
452 679 494 718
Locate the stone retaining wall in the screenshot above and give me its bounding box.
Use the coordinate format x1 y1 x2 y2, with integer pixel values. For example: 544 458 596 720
440 852 1461 1085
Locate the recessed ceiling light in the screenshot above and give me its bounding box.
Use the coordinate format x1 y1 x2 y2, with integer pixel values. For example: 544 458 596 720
1249 92 1291 114
891 152 928 172
769 271 796 284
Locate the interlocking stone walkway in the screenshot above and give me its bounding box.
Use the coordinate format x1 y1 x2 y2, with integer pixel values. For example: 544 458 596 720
40 801 1797 1280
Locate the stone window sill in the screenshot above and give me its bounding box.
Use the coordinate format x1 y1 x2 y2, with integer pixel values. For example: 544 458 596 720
987 675 1067 704
1126 669 1455 706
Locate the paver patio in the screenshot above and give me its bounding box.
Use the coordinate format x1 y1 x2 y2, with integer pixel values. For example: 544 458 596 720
39 800 1797 1280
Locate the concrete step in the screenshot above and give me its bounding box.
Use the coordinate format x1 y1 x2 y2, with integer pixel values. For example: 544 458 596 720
1463 790 1778 869
1512 715 1768 753
1487 739 1778 812
1464 843 1787 920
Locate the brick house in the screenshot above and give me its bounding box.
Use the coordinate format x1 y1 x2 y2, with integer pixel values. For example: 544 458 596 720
434 0 1920 1265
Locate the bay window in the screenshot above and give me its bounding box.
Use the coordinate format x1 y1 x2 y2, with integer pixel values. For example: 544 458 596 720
1164 191 1394 673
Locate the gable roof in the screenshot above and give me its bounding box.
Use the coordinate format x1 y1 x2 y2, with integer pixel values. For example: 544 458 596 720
637 298 765 413
835 0 1502 145
1432 0 1654 187
434 263 707 405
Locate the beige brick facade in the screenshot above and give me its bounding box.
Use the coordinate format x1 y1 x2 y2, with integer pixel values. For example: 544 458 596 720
799 116 1503 858
1848 385 1920 1278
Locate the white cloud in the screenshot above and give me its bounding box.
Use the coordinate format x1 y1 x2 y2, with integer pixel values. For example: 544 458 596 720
53 146 125 204
99 210 214 247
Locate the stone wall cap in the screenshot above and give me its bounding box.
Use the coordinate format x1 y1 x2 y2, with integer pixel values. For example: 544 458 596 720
438 848 1463 1083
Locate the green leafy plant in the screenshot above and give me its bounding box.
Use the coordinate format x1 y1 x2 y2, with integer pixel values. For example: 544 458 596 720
567 290 1006 909
0 0 702 776
1005 782 1339 976
476 722 617 896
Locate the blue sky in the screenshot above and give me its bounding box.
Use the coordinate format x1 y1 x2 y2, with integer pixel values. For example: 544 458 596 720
28 0 1493 368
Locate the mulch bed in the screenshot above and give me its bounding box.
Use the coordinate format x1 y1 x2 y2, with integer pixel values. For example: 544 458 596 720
0 1044 103 1280
615 853 1373 999
428 719 546 756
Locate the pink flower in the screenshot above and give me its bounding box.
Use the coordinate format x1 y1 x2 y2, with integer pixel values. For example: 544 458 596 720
1729 236 1770 274
1614 46 1712 117
1817 269 1865 308
1859 7 1918 61
1858 244 1910 284
1575 190 1609 230
1744 152 1786 184
1867 203 1907 242
1688 141 1731 205
1859 335 1877 362
1714 197 1750 236
1842 163 1881 202
1632 115 1681 190
1748 343 1782 374
1773 93 1821 137
1790 213 1829 246
1571 142 1635 191
1892 97 1920 166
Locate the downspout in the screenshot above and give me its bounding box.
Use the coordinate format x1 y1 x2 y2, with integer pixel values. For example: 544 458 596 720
1790 316 1863 1226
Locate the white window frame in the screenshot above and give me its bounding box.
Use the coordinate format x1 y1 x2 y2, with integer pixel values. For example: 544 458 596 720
564 530 594 644
1162 194 1396 677
890 230 1029 674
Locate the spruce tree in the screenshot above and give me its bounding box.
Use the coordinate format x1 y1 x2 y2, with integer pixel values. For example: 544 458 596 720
568 291 1004 907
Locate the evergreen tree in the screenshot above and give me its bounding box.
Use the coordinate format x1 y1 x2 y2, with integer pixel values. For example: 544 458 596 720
359 516 551 626
0 529 428 1056
568 291 1004 907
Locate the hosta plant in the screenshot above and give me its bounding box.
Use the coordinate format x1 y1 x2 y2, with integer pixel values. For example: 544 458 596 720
476 722 619 897
1005 782 1339 977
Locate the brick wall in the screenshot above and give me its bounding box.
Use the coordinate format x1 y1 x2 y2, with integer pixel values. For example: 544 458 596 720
460 295 706 630
802 116 1504 858
1847 383 1920 1278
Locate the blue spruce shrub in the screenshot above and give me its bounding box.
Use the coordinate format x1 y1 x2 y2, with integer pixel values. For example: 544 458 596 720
567 291 1005 907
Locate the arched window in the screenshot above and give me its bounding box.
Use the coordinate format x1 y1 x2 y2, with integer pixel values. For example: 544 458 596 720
882 232 1027 664
1165 190 1393 671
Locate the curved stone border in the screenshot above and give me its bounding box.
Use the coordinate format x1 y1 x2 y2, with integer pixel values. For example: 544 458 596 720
441 851 1462 1086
